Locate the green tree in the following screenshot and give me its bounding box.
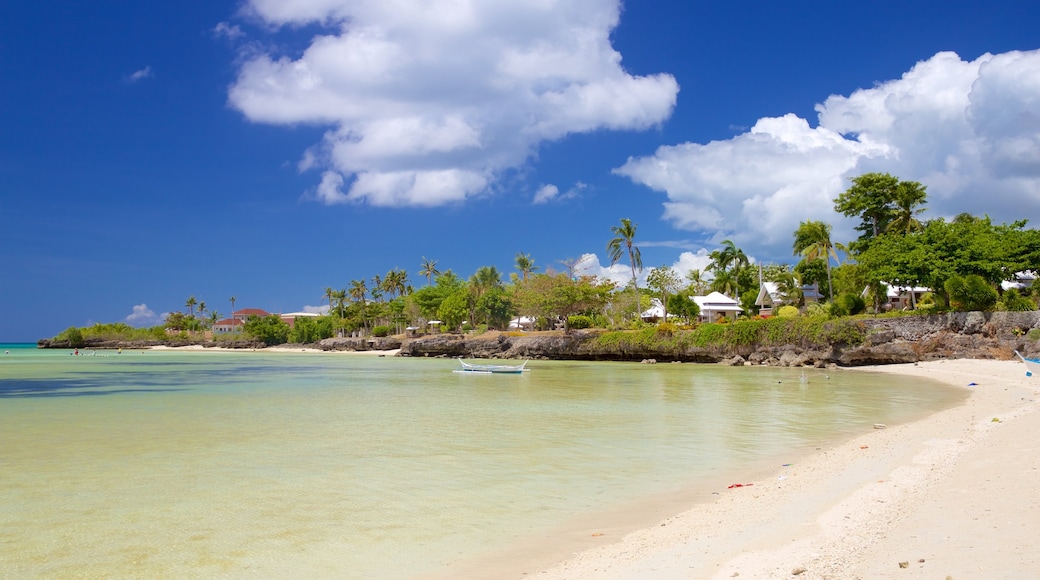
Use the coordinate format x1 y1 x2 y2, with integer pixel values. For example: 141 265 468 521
515 252 538 281
646 265 682 320
419 256 440 286
666 292 700 323
708 240 749 298
607 218 643 318
793 220 838 300
834 172 901 244
888 180 928 234
437 288 470 331
945 274 998 312
243 314 291 345
185 296 197 318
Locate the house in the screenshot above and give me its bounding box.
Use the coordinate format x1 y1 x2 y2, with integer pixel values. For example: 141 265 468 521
755 282 782 317
213 308 271 334
279 312 320 328
640 299 669 322
861 284 929 311
1001 271 1036 292
692 292 743 322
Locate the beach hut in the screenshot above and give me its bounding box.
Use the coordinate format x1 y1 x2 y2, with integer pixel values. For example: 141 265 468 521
692 292 743 322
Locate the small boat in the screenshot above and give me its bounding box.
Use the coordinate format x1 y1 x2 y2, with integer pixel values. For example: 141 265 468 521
454 359 529 374
1014 350 1040 376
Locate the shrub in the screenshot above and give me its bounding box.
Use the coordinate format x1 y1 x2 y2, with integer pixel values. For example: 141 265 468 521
656 321 678 336
828 301 849 317
945 274 998 311
835 293 866 315
371 325 393 337
805 303 830 318
568 314 594 329
998 289 1037 312
776 305 800 318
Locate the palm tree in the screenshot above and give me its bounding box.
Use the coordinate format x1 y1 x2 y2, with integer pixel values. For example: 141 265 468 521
607 218 643 317
197 301 207 321
386 269 408 299
686 268 709 295
229 296 237 334
793 220 838 300
707 240 749 298
321 286 335 314
419 257 440 286
371 274 384 303
470 266 502 298
514 252 538 281
348 279 368 304
888 180 928 235
185 295 197 318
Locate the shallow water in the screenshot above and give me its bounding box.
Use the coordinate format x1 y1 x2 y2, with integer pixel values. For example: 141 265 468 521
0 346 965 578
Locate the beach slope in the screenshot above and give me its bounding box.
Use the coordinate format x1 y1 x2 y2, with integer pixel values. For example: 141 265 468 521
537 359 1040 579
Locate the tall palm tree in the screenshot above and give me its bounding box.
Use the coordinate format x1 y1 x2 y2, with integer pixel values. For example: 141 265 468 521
793 220 838 300
607 218 643 316
888 180 928 235
514 252 538 281
371 274 384 303
419 257 440 286
197 301 207 321
348 279 368 304
470 266 502 298
321 286 335 314
229 296 237 333
708 240 749 298
185 295 197 318
686 268 709 295
383 269 407 300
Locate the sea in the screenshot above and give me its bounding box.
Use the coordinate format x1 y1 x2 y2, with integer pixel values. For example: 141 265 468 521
0 343 966 579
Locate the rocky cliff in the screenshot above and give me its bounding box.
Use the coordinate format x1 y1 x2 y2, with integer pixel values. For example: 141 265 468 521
398 311 1040 367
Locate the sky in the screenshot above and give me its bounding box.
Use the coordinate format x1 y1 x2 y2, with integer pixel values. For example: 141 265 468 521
2 1 1039 341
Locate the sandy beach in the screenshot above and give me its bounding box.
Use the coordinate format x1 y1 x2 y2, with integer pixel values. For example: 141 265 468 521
530 359 1040 579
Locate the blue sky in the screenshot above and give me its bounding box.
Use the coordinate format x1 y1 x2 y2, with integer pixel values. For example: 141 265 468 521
2 1 1039 341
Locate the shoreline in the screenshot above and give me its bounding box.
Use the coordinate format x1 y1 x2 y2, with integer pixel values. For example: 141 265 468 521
513 359 1039 579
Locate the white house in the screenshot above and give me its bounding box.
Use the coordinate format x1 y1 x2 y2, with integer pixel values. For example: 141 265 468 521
755 282 782 316
692 292 743 322
640 299 669 322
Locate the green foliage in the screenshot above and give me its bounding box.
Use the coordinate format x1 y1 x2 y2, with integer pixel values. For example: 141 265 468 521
243 315 291 346
437 288 469 331
805 302 831 317
998 289 1037 312
288 316 334 343
1028 328 1040 342
59 326 86 348
834 293 866 316
667 292 700 322
371 325 393 337
591 317 867 355
945 274 998 312
828 300 849 317
568 314 594 329
776 305 800 318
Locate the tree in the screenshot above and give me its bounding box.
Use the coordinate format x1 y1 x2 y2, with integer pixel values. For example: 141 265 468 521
322 287 335 314
707 240 749 298
437 288 470 331
515 252 538 281
229 296 237 332
607 218 643 318
419 256 440 286
834 172 901 244
185 296 197 318
945 274 998 312
793 220 838 300
513 273 614 332
685 268 710 295
647 266 681 320
666 291 700 323
243 314 291 346
888 180 928 235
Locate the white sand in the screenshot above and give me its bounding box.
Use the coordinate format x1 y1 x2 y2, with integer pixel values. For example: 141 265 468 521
532 359 1040 579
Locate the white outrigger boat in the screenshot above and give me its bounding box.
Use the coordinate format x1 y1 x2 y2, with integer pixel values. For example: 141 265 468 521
1014 350 1040 376
454 359 529 374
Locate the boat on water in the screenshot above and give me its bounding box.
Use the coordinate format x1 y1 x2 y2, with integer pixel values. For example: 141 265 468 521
454 359 529 374
1014 350 1040 375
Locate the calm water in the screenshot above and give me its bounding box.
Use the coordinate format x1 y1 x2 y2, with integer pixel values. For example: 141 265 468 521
0 344 965 578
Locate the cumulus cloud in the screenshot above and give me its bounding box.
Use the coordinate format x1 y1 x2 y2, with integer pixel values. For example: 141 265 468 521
302 304 329 315
229 0 678 207
572 249 717 289
615 49 1040 260
533 181 585 204
125 304 160 327
127 66 153 83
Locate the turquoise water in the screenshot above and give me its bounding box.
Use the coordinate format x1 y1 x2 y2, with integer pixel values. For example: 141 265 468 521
0 345 965 578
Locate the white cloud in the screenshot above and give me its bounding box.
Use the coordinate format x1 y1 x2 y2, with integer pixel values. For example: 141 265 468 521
213 21 244 39
533 184 560 204
302 304 329 314
127 66 153 83
533 181 585 204
616 49 1040 260
125 304 160 327
229 0 678 207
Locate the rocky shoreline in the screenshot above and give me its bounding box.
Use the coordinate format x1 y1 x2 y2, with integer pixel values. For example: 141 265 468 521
37 311 1040 367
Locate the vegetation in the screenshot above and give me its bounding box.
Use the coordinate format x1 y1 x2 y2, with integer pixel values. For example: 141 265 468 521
44 171 1039 352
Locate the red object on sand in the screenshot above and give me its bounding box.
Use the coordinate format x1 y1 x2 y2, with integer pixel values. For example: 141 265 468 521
727 483 754 488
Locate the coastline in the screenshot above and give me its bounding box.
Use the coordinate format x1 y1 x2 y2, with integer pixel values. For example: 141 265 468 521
521 359 1040 579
